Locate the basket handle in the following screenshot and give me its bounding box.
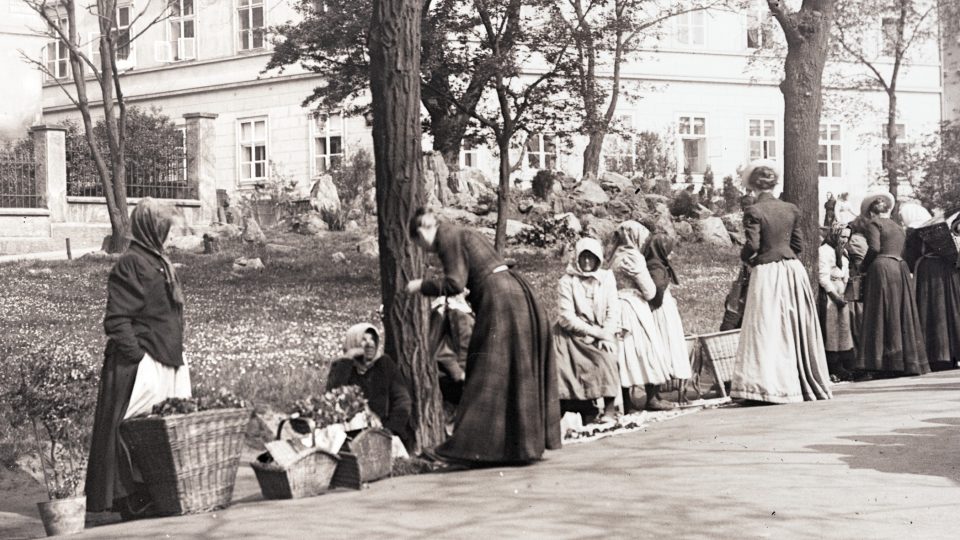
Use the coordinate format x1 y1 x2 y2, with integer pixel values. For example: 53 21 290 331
277 416 318 446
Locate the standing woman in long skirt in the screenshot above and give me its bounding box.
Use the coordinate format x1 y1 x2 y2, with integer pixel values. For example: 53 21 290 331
854 192 930 376
730 161 832 404
86 198 191 517
643 234 693 384
907 213 960 371
407 208 560 465
817 224 855 380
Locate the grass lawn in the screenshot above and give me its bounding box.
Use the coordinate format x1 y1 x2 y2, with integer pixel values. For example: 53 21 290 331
0 228 738 463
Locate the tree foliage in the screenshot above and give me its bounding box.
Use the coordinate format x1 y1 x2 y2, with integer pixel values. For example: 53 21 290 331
913 121 960 211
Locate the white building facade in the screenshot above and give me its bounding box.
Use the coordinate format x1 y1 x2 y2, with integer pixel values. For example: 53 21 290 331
30 0 948 219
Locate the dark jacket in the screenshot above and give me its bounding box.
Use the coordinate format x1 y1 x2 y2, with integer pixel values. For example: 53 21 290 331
420 223 507 301
326 355 413 442
861 217 906 271
103 243 184 367
740 192 803 265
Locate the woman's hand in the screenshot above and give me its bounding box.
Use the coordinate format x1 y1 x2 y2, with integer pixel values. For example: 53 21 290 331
406 279 423 294
345 347 365 359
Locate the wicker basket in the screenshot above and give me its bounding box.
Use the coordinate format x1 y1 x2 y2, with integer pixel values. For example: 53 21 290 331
330 428 393 490
120 408 251 515
251 448 339 500
699 329 741 396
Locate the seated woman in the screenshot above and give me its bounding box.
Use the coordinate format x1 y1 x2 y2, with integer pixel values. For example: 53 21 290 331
554 237 621 424
610 221 675 411
643 234 693 386
327 323 414 450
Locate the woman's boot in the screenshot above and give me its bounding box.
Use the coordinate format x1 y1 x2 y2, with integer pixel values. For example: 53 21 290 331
644 383 676 411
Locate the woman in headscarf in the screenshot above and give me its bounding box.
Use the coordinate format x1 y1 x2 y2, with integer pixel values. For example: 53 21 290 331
818 224 855 381
610 221 675 411
902 209 960 371
86 198 191 518
554 237 621 424
327 324 414 449
730 160 832 404
855 192 930 376
406 208 560 466
643 234 692 385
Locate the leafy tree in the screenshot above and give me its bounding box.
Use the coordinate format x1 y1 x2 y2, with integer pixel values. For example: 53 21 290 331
913 121 960 211
267 0 490 169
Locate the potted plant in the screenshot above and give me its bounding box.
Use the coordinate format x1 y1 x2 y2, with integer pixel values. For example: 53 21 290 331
2 339 98 537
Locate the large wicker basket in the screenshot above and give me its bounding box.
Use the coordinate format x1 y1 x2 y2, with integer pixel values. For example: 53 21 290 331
120 408 252 515
330 428 393 490
698 329 741 397
251 447 339 500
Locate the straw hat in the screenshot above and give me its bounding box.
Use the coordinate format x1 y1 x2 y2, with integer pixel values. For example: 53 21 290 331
739 159 782 186
859 190 895 216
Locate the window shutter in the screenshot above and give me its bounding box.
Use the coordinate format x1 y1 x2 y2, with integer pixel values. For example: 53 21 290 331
154 40 172 63
179 37 196 60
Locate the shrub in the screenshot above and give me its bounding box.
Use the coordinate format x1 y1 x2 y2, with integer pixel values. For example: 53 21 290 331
531 170 556 200
670 188 696 218
512 215 582 248
635 131 675 184
330 149 375 228
722 175 742 212
914 121 960 211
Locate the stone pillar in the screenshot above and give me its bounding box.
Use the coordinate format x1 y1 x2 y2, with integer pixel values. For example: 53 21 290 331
183 113 218 222
30 124 67 222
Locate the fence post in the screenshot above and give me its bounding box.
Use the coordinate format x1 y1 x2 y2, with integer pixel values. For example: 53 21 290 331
30 124 67 222
183 112 218 222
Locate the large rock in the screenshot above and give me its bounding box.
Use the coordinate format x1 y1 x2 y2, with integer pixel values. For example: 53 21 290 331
357 236 379 258
265 243 297 256
242 215 266 244
601 171 632 193
575 180 610 205
690 204 714 220
207 223 242 240
605 199 632 219
675 220 694 240
292 212 328 235
436 206 482 226
310 174 341 218
167 234 204 253
721 213 744 234
655 212 677 240
644 194 671 209
698 217 733 247
506 219 534 239
581 214 618 243
554 212 582 235
232 257 264 272
423 152 450 206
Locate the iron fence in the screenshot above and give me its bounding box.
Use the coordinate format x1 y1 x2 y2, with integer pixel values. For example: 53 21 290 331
0 150 39 208
67 145 196 200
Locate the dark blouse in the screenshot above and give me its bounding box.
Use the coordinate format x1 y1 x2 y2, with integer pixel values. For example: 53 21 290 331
862 217 906 270
420 223 506 299
326 355 412 437
740 192 803 265
103 244 184 367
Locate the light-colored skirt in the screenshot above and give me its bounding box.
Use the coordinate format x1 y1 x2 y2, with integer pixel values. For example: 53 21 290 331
652 288 692 380
731 259 832 404
617 289 671 387
123 353 192 419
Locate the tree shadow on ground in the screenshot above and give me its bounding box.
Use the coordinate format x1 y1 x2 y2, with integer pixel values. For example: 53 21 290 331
807 417 960 486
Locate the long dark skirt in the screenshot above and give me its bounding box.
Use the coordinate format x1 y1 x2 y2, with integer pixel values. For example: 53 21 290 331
437 271 561 463
855 257 930 375
554 325 619 401
85 343 139 512
915 256 960 369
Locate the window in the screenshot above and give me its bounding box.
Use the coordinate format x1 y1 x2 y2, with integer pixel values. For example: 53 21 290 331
526 134 557 170
748 118 777 160
238 0 265 51
746 3 775 49
676 11 705 46
881 17 898 57
603 115 636 174
880 123 908 170
460 141 479 168
818 123 842 178
678 115 707 175
313 112 344 174
44 12 69 80
91 4 134 67
170 0 196 61
238 118 268 182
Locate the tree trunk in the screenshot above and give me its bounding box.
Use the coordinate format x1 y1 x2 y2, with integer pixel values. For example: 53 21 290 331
776 4 835 283
428 113 466 172
886 90 900 211
582 131 604 180
494 137 511 253
369 0 444 450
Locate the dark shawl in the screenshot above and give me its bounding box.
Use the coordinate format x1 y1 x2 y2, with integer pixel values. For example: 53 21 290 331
643 234 679 310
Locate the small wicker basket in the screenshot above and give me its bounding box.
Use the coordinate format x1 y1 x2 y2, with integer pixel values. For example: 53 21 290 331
330 428 393 490
120 408 251 515
251 447 339 500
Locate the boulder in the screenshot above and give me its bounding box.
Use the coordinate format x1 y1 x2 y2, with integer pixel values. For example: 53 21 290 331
423 152 450 205
357 236 379 258
554 212 582 234
690 204 714 219
292 212 328 236
506 219 534 239
644 194 671 209
655 212 677 240
332 252 347 263
575 180 610 205
232 257 264 272
601 171 632 193
721 213 744 234
581 214 618 243
167 234 204 253
675 220 694 240
654 202 671 217
605 199 632 219
310 174 341 217
728 230 746 245
558 173 579 191
517 199 534 214
203 234 221 254
436 206 482 226
697 217 733 247
207 223 242 239
265 243 297 256
242 215 267 244
345 220 360 232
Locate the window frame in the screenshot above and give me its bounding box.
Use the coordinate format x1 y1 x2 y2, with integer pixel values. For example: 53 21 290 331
674 10 706 47
525 133 558 171
237 0 266 53
459 141 480 169
677 114 708 177
44 11 70 81
746 117 778 161
168 0 197 62
818 122 843 179
310 111 345 176
745 1 775 50
602 113 636 174
237 116 270 185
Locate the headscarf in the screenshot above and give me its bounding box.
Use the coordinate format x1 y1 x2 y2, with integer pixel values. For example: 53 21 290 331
342 323 381 374
129 198 184 307
567 237 604 279
610 221 651 278
821 222 847 270
643 234 679 285
898 203 932 229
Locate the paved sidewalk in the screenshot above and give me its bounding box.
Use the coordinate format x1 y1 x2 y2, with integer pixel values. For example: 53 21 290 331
11 371 960 539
